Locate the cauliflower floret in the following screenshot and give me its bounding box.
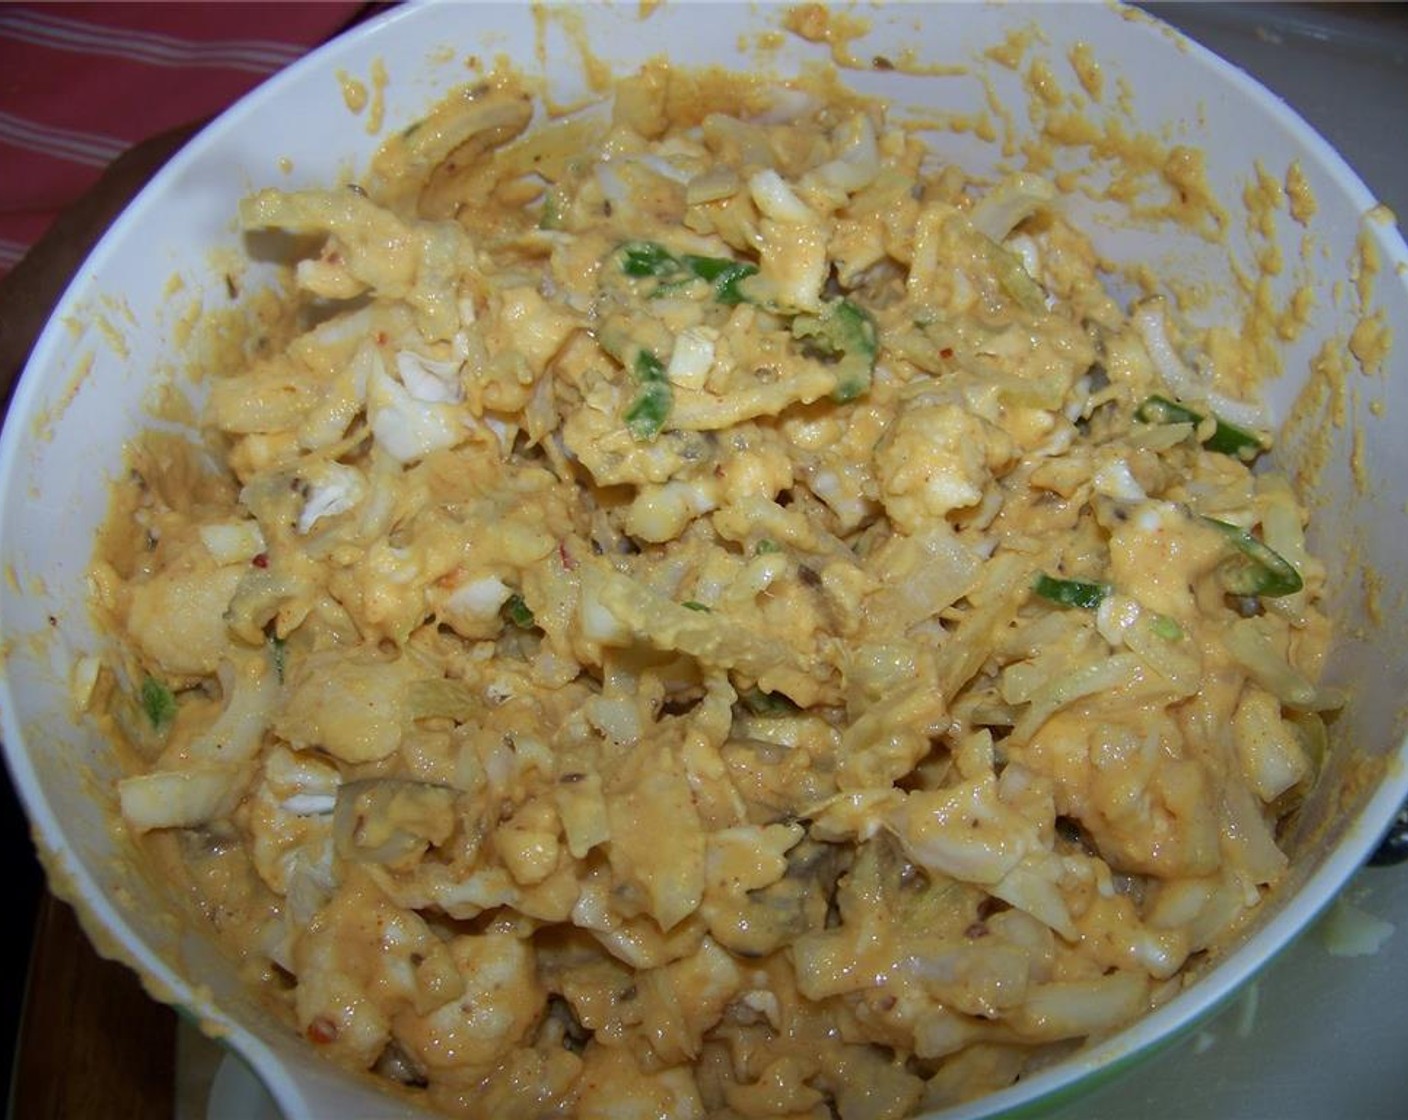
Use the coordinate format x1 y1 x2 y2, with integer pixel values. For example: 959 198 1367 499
875 400 1015 533
437 573 515 638
292 871 469 1068
368 350 465 463
118 763 253 833
125 562 246 678
273 649 422 763
394 934 545 1087
396 349 463 404
297 461 367 534
249 744 341 895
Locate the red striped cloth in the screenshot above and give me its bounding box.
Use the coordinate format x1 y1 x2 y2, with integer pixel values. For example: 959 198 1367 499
0 3 375 279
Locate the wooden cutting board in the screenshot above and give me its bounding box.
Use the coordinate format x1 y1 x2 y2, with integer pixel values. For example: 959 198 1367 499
12 893 176 1119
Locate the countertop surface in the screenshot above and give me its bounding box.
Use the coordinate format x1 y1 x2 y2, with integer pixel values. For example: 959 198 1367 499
6 4 1408 1119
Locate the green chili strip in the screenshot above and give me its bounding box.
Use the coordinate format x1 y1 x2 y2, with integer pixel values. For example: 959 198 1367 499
619 241 678 277
1034 573 1111 610
682 600 711 612
502 593 536 629
739 687 801 717
139 675 177 732
1201 517 1303 597
1150 614 1184 641
679 254 758 305
791 297 879 403
624 349 672 441
617 241 759 304
979 235 1046 314
1136 395 1266 459
269 635 288 683
538 187 569 231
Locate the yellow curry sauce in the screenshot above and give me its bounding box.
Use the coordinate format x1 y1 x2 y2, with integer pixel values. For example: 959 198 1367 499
88 60 1336 1119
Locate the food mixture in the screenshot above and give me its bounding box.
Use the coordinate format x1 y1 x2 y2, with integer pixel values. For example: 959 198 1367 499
90 59 1338 1119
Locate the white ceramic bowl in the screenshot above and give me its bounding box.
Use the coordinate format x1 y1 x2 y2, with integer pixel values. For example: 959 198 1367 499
2 3 1406 1117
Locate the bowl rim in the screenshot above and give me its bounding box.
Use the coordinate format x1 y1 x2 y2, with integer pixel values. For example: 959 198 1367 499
1 2 1406 1117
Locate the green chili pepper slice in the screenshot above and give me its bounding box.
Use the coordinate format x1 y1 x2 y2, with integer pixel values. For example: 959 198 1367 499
739 687 801 717
622 351 668 442
618 241 758 304
139 675 177 732
792 297 878 403
1201 517 1303 597
1034 574 1111 610
680 254 759 304
1136 395 1266 459
618 241 679 277
501 593 536 629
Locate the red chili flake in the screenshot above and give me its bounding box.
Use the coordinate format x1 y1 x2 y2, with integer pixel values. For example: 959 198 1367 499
939 347 954 360
306 1016 339 1044
251 552 269 568
374 331 389 346
558 540 577 571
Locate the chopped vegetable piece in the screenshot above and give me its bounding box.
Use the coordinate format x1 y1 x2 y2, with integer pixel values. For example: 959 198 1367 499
1150 614 1184 641
682 600 711 612
1202 517 1303 598
407 678 479 722
980 235 1046 313
270 635 288 683
1034 574 1110 610
755 539 782 555
539 186 569 231
791 297 878 402
618 240 678 277
624 349 673 440
680 253 759 304
616 240 759 303
625 381 672 440
739 687 801 717
502 593 536 628
1136 395 1266 459
139 675 177 732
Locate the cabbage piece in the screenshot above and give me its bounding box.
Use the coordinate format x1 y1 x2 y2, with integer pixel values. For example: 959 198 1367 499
1006 971 1150 1041
888 776 1038 886
406 677 480 723
1008 652 1147 746
579 563 820 705
967 172 1055 242
371 85 533 196
119 764 253 833
1222 617 1342 711
183 652 280 765
332 779 458 864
